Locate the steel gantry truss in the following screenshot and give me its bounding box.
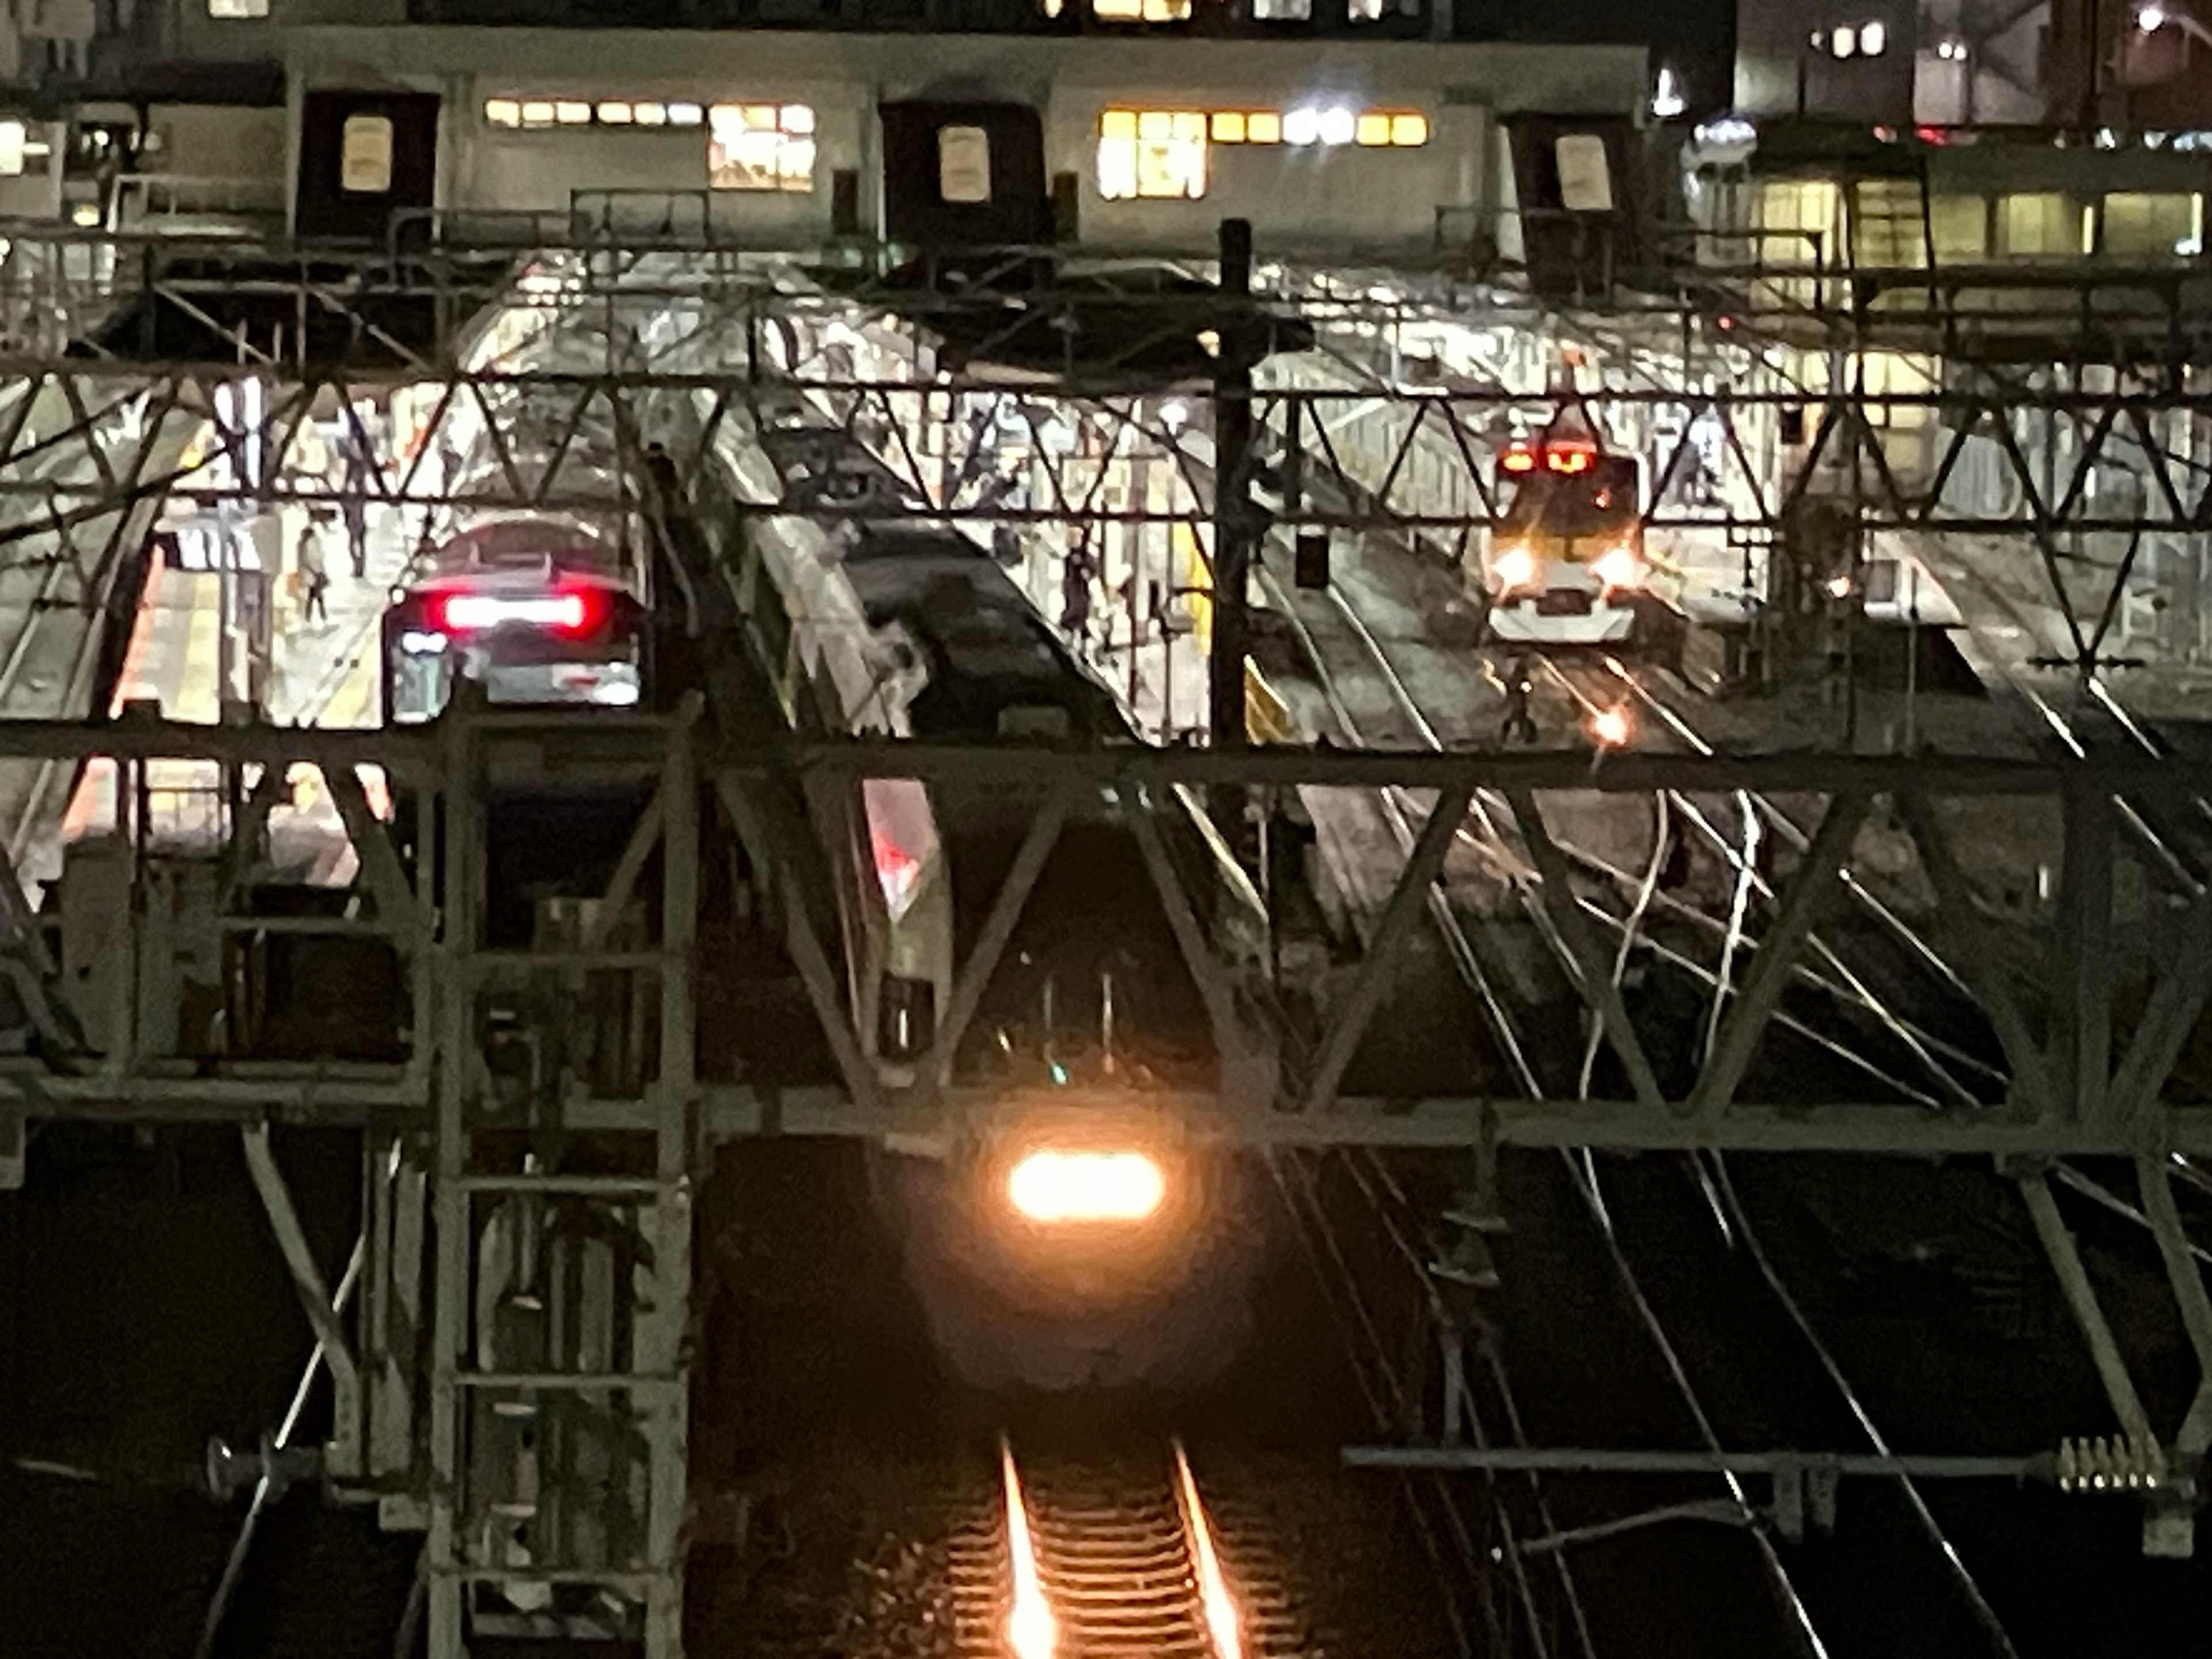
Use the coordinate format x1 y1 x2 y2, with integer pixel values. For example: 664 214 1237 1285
3 227 2212 1651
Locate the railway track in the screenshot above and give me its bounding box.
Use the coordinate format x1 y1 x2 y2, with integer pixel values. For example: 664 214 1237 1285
986 1441 1300 1659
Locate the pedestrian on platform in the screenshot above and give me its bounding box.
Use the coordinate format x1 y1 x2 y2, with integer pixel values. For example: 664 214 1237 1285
1060 536 1095 653
297 514 330 627
1499 654 1538 747
339 436 370 578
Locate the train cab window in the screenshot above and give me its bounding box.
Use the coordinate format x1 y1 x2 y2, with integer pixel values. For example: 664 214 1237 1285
938 126 991 204
339 115 393 195
207 0 270 14
708 103 815 192
1097 109 1207 201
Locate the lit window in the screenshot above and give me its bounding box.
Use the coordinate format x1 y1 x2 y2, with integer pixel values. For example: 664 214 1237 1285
1317 107 1357 146
1389 112 1427 146
485 99 522 128
555 101 592 126
1832 25 1857 56
206 0 270 16
634 102 668 126
1348 0 1384 17
1861 20 1887 53
0 120 25 177
1212 112 1247 143
597 101 634 124
939 125 991 204
1283 108 1320 145
2102 191 2196 256
1247 111 1282 144
708 103 815 192
1091 0 1192 17
668 103 704 127
1356 113 1392 146
339 114 394 195
521 101 557 128
1929 194 1987 260
1252 0 1311 15
1096 108 1207 200
1999 191 2070 256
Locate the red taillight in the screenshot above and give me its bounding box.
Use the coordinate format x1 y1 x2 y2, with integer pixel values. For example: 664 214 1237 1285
1501 446 1537 474
1546 445 1594 474
437 589 599 634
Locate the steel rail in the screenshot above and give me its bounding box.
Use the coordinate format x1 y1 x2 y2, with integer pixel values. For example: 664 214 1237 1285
1270 563 1837 1659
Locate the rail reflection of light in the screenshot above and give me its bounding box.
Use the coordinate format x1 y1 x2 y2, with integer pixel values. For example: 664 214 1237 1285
1007 1149 1166 1224
1001 1441 1058 1659
1172 1441 1243 1659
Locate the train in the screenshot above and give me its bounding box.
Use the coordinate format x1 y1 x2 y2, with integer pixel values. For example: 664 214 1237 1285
380 306 657 723
1476 412 1650 647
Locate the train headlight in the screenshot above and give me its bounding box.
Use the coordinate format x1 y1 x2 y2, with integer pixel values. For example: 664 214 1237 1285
1593 546 1644 591
1590 704 1634 748
1493 546 1537 592
1007 1149 1167 1224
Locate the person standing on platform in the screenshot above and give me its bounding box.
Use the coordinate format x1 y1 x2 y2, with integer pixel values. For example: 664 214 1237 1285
339 435 370 579
297 514 329 627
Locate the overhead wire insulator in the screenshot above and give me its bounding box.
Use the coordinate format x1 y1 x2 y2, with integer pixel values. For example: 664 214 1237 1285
2057 1434 2168 1494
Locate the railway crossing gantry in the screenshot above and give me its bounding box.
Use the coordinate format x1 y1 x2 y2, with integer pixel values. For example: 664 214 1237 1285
3 226 2212 1653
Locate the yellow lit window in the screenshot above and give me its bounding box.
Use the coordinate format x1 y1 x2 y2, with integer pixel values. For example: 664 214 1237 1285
1929 194 1987 260
1247 111 1282 144
521 101 557 129
1997 192 2069 256
1097 108 1207 200
1389 112 1427 146
634 102 668 126
1092 0 1192 15
709 102 816 192
597 101 634 124
1212 112 1247 144
1356 113 1391 146
555 101 593 126
485 99 522 128
2103 191 2195 257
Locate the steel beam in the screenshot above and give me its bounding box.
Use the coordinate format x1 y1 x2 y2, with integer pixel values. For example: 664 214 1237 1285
239 1123 363 1479
1688 793 1872 1124
1304 783 1474 1115
1344 1445 2043 1479
2020 1172 2159 1449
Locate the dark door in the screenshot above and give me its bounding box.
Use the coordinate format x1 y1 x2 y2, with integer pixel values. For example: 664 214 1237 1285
878 101 1050 248
296 90 440 243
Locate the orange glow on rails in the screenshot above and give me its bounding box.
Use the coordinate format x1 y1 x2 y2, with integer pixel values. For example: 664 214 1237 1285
1173 1441 1243 1659
1001 1441 1058 1659
1007 1149 1167 1224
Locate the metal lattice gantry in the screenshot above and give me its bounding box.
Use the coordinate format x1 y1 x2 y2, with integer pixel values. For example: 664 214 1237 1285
6 226 2212 1650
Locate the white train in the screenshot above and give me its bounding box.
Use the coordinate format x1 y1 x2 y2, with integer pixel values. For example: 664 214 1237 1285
47 24 1645 259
